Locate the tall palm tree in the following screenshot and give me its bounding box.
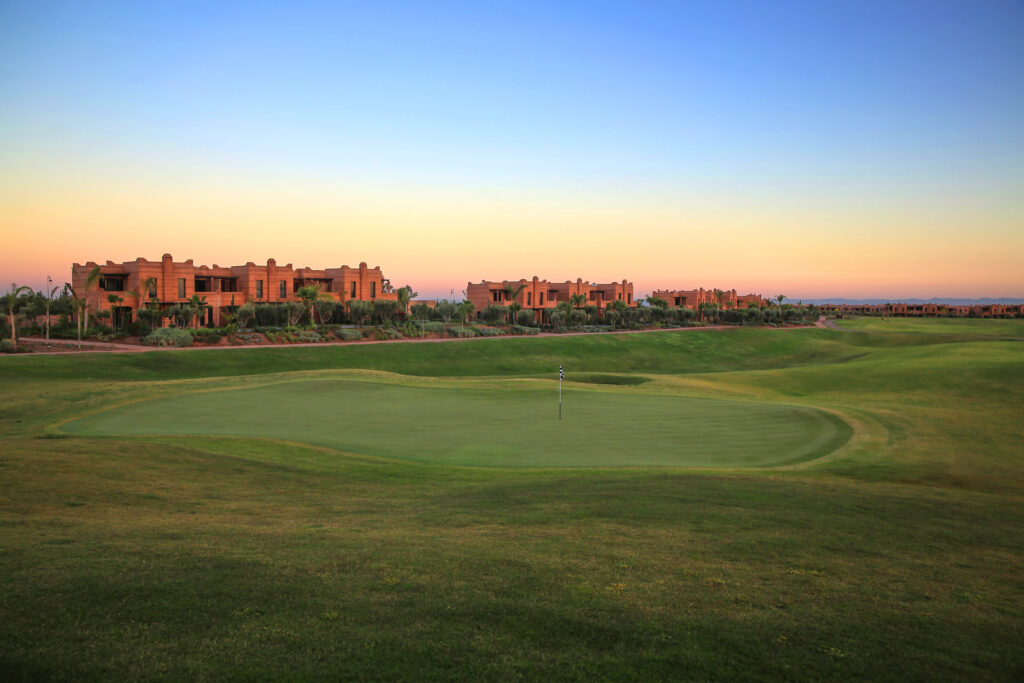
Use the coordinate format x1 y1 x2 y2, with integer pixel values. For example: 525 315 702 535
396 286 418 315
4 283 32 352
187 294 208 329
72 296 86 349
133 276 157 323
106 294 124 332
81 265 101 332
43 279 59 347
776 294 786 321
296 285 325 328
502 284 527 325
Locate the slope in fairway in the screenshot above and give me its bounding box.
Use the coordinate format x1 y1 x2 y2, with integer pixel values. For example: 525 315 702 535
62 379 851 468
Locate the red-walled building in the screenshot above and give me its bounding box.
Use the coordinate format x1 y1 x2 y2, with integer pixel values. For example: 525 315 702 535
72 254 398 326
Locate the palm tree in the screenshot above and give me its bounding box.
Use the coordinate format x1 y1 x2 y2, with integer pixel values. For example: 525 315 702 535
133 276 157 323
43 279 58 347
570 292 587 311
4 283 32 352
187 294 208 329
713 288 725 315
296 285 326 328
396 286 418 315
776 294 786 321
502 284 527 325
106 294 124 332
81 265 101 332
72 296 86 348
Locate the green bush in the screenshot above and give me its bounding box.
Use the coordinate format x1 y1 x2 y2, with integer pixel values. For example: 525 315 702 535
476 327 505 337
1 339 14 353
143 328 193 347
204 333 223 344
421 321 446 334
333 328 363 341
510 325 540 336
447 326 478 338
294 330 325 343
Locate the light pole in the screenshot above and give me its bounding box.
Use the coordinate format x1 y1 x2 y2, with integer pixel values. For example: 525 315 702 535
45 275 52 347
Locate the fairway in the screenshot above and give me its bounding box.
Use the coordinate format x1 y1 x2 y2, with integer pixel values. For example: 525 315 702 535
62 378 851 468
836 316 1024 337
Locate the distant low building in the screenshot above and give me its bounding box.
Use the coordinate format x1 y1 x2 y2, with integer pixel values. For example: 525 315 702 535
466 277 634 322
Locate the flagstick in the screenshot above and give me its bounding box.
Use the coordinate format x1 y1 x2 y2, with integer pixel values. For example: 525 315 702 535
558 364 563 421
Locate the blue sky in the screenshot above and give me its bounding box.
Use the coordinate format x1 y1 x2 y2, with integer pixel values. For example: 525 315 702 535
2 1 1022 296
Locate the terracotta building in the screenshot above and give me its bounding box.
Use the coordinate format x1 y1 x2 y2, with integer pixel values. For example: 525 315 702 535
466 277 634 322
72 254 398 326
650 288 763 309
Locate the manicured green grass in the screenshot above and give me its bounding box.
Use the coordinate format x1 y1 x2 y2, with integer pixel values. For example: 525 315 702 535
2 326 1023 679
837 316 1024 337
63 378 851 468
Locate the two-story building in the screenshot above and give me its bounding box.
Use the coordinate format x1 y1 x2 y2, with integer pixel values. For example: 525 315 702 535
72 254 399 326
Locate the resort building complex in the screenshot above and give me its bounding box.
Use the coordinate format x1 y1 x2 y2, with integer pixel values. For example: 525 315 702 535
650 288 764 309
72 254 397 326
466 277 635 322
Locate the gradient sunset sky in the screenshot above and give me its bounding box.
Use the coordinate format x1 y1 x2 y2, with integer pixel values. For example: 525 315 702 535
1 1 1022 299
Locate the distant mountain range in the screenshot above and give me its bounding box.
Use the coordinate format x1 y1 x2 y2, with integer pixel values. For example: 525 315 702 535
798 297 1024 306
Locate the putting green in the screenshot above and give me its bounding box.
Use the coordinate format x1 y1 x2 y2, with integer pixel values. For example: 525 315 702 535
62 379 852 468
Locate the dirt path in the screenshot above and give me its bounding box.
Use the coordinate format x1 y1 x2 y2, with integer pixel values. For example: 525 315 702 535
14 322 822 356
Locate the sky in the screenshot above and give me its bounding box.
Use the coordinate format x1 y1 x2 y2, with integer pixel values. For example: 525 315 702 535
1 0 1022 299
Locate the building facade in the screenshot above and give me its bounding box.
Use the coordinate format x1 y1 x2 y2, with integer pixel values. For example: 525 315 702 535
72 254 398 326
650 288 764 309
466 277 635 322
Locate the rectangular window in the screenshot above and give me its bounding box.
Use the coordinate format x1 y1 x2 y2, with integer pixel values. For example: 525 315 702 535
539 293 544 305
350 281 356 298
370 282 376 298
280 281 287 298
627 293 632 304
256 280 263 298
177 278 185 298
527 292 532 306
147 281 157 297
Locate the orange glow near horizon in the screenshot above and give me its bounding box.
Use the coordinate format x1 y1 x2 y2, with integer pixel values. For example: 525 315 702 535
1 167 1022 300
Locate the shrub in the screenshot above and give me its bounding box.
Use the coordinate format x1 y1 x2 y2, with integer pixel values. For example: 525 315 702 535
476 327 505 337
143 328 193 347
294 330 325 343
516 310 535 326
421 321 446 334
447 326 477 338
204 333 223 344
334 328 363 341
1 339 14 353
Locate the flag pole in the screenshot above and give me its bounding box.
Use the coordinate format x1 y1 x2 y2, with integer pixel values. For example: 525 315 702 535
559 364 563 421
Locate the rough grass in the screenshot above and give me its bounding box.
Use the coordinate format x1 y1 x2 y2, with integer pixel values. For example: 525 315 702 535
1 325 1023 679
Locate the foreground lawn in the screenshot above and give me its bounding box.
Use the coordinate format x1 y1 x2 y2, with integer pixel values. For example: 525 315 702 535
2 326 1022 679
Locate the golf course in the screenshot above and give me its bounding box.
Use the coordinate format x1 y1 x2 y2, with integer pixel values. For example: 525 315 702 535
2 321 1022 679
